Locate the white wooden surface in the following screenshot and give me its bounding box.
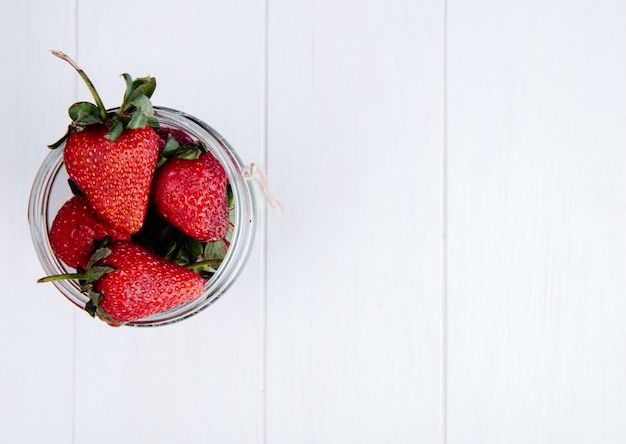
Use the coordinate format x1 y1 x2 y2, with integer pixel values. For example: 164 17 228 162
1 0 624 443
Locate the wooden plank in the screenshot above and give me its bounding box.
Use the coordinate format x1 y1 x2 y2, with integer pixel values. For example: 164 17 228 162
265 1 444 442
446 0 626 442
0 1 77 442
71 2 265 443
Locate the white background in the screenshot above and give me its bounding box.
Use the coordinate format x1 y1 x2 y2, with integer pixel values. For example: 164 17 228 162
1 0 625 443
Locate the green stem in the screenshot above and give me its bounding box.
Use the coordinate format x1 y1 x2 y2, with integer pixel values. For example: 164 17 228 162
51 50 108 122
37 272 88 283
185 259 223 271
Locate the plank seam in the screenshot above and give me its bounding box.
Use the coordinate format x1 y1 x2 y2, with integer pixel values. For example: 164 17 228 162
441 0 448 442
260 0 269 443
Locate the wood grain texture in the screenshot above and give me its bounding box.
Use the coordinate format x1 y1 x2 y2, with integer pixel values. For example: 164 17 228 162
446 0 626 442
0 1 78 442
3 0 626 443
265 0 443 442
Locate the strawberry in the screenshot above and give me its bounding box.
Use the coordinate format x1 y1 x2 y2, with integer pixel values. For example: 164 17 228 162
49 50 161 234
39 240 207 325
64 124 160 234
151 149 230 242
49 194 131 269
93 241 206 324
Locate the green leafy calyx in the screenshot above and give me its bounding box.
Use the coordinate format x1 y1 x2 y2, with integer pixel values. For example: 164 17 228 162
131 207 231 280
37 237 116 318
155 136 209 169
48 50 159 147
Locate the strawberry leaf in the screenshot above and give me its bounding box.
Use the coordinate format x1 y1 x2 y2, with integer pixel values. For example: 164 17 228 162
125 76 157 103
127 109 148 129
85 290 104 317
68 178 83 196
146 116 160 129
121 82 158 130
89 265 116 281
105 120 124 141
184 236 204 258
74 110 104 127
156 136 180 168
129 94 154 116
121 73 134 102
176 144 203 160
69 102 101 123
84 300 97 317
203 239 228 262
177 248 190 262
48 126 72 149
162 240 178 259
227 184 233 208
161 135 180 157
87 245 112 268
158 223 175 243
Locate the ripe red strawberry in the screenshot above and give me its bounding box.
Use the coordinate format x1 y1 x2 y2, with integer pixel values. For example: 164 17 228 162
93 241 206 324
64 124 160 234
49 194 131 269
49 50 162 234
39 240 207 325
151 151 229 242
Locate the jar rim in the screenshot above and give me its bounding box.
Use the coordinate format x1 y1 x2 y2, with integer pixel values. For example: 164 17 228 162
29 107 256 327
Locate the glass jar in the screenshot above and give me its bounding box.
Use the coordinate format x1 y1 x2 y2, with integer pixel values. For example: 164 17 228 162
28 107 256 327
